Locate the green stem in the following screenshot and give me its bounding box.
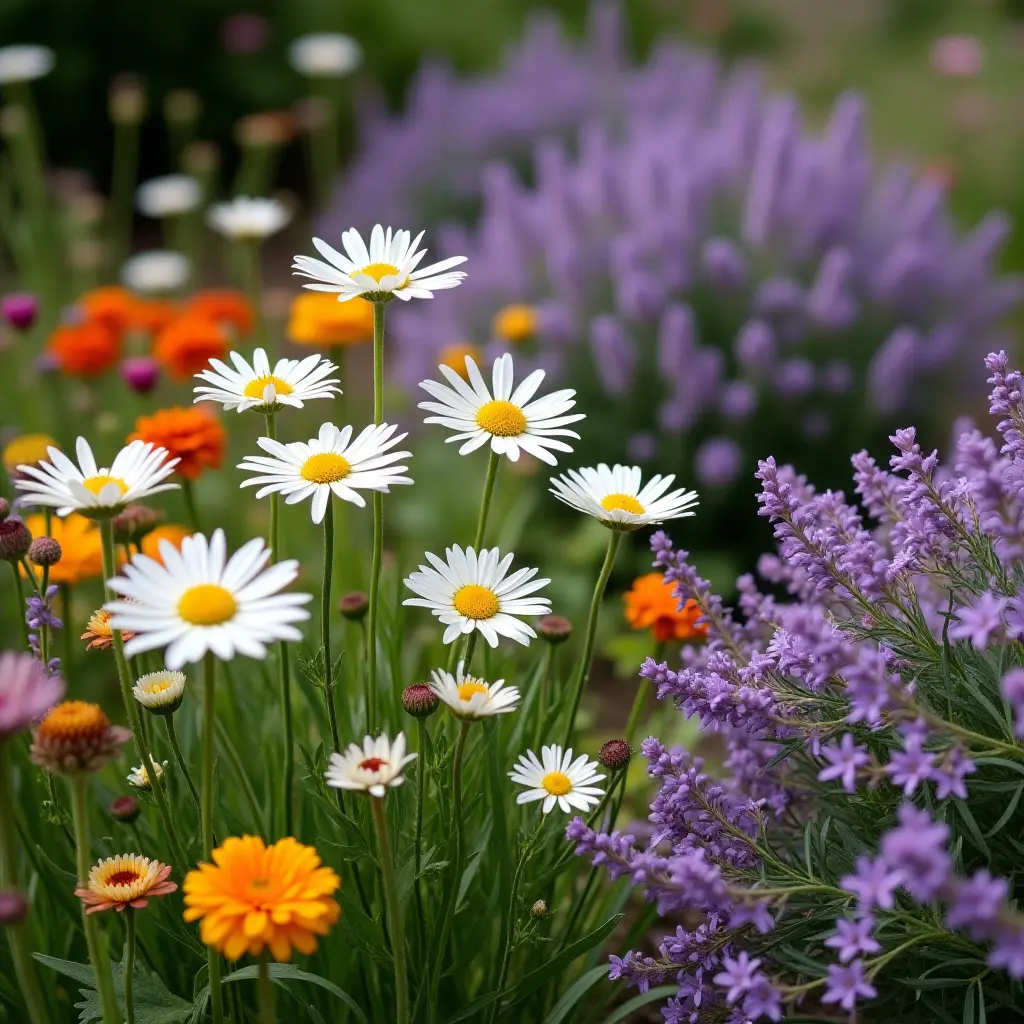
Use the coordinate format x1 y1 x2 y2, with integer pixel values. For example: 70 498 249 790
321 498 341 753
473 449 500 550
366 301 386 734
124 909 136 1024
59 584 73 680
181 479 201 533
109 119 141 272
163 716 201 820
539 644 555 720
258 951 276 1024
68 776 121 1024
371 797 409 1024
623 679 650 747
10 561 30 651
561 530 622 748
242 241 269 353
486 719 512 942
414 719 428 949
200 651 224 1024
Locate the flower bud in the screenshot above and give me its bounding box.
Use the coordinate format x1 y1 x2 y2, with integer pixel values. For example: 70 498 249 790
401 684 439 719
112 505 163 545
0 517 32 562
182 140 221 177
537 614 572 644
163 88 201 126
0 497 9 521
338 591 369 621
109 794 141 824
0 890 28 925
109 74 147 124
28 536 61 567
530 899 548 919
1 293 38 331
598 739 633 773
119 356 160 395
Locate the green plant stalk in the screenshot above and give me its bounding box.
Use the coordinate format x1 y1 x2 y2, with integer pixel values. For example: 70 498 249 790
163 715 201 819
485 718 512 942
109 119 141 271
124 908 136 1024
561 530 623 748
413 718 428 949
0 744 53 1024
257 951 276 1024
623 679 650 747
181 479 202 533
473 449 500 550
68 775 121 1024
366 300 386 733
321 498 341 753
10 561 30 650
371 797 409 1024
200 651 225 1024
538 643 555 719
242 241 269 352
59 583 73 679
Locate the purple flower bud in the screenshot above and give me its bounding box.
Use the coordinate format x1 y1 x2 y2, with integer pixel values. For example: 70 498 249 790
537 614 572 644
598 739 632 772
0 517 32 562
719 380 757 421
401 684 439 719
338 591 369 621
589 315 634 397
27 536 61 567
822 360 854 395
1 293 38 331
119 356 160 395
700 236 747 290
868 327 920 414
0 890 28 924
695 436 743 487
734 320 775 372
774 357 815 398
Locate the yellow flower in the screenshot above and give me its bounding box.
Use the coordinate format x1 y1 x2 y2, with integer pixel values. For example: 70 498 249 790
24 514 103 587
140 524 193 565
82 608 136 651
288 292 374 347
437 343 481 379
492 303 537 344
3 433 58 476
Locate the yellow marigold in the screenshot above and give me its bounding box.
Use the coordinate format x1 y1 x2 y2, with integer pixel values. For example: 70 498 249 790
140 523 193 564
3 433 58 476
288 292 374 347
623 573 708 644
23 514 102 587
438 343 481 378
183 835 341 961
82 608 135 651
76 854 176 914
492 303 537 344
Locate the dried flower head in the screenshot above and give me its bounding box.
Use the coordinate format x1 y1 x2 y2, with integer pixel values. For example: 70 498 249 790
27 536 62 568
31 700 131 774
112 504 163 544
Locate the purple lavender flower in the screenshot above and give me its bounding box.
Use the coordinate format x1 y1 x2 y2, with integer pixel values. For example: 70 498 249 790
931 747 975 800
821 960 877 1010
1001 668 1024 736
947 592 1007 648
840 856 904 911
713 951 763 1004
879 803 951 901
742 978 782 1021
989 924 1024 978
946 870 1008 941
824 915 881 962
817 733 870 793
884 736 937 796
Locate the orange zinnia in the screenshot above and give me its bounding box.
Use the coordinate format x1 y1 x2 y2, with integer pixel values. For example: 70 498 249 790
129 407 225 480
624 573 708 644
48 321 120 377
23 514 103 587
131 298 179 334
288 292 374 347
184 290 254 335
153 316 229 380
141 523 193 564
78 286 137 337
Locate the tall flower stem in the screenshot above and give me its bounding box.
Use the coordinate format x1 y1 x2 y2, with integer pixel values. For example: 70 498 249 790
0 744 52 1024
413 718 429 949
59 583 73 679
321 498 341 753
99 520 188 876
163 715 201 819
561 530 622 749
200 650 225 1024
623 680 650 746
9 562 30 651
473 449 500 550
371 797 409 1024
257 952 276 1024
68 775 121 1024
124 909 137 1024
181 479 202 533
109 116 141 272
366 299 387 734
242 241 269 352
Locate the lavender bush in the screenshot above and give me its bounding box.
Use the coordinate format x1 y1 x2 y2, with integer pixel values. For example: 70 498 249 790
570 351 1024 1021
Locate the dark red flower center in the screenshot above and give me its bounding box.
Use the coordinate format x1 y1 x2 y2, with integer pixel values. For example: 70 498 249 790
358 757 387 772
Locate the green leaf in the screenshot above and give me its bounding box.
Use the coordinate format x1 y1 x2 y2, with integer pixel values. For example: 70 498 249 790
222 963 368 1024
952 798 990 857
598 985 679 1024
984 782 1024 839
543 965 608 1024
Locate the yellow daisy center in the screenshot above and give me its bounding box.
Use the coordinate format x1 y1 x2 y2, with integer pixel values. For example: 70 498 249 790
359 262 400 283
541 771 572 797
476 400 526 438
142 678 174 694
242 374 294 399
301 452 351 483
457 680 489 702
81 474 128 496
452 584 499 620
177 584 238 625
601 493 645 515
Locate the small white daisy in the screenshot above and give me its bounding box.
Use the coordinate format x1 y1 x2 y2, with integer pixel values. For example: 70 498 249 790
135 175 202 218
325 733 416 798
509 745 606 814
14 437 179 518
403 545 550 648
194 347 340 414
206 196 291 242
550 464 699 531
128 758 169 791
292 224 467 303
428 661 520 720
104 528 312 670
121 250 190 294
288 33 362 77
0 45 54 84
132 671 186 716
418 352 584 466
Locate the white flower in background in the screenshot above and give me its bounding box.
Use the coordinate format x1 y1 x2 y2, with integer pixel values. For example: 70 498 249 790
550 464 699 531
121 250 191 294
288 33 362 77
135 175 202 218
325 733 416 798
194 348 340 414
104 529 312 670
128 758 168 791
238 422 412 524
509 745 606 814
429 662 520 720
403 545 550 647
293 224 467 303
132 671 186 715
0 45 54 84
206 196 291 242
14 437 179 518
419 352 584 465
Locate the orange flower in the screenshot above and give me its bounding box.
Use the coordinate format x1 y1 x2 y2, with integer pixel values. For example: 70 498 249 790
48 321 120 377
438 343 481 378
141 523 193 564
131 298 179 334
78 286 137 336
184 290 254 335
624 573 708 644
153 316 229 380
288 292 373 347
492 303 537 344
3 434 58 476
81 608 135 651
129 407 225 480
30 700 132 774
76 854 176 914
183 835 341 961
23 514 102 587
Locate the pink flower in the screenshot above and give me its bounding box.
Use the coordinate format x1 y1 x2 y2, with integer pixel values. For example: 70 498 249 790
931 35 984 78
0 651 64 737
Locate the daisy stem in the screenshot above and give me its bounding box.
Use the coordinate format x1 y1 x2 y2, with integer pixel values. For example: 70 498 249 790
366 299 386 734
539 643 555 718
181 479 202 533
10 561 30 651
257 951 276 1024
321 498 341 753
124 908 136 1024
59 583 72 678
370 796 409 1024
200 650 225 1024
413 718 428 949
473 449 500 550
163 715 201 820
68 775 121 1024
242 240 269 353
623 680 650 747
561 530 622 750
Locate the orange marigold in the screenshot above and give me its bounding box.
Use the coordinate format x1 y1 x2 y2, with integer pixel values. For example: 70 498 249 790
624 573 708 644
184 290 254 334
492 303 537 344
141 523 193 564
153 316 229 380
78 286 137 336
131 298 179 334
129 407 225 480
48 321 120 378
288 292 373 347
23 514 102 587
183 835 341 961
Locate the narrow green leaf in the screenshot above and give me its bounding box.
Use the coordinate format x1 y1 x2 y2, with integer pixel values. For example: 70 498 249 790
599 985 679 1024
222 963 369 1024
543 965 608 1024
953 798 990 857
984 782 1024 839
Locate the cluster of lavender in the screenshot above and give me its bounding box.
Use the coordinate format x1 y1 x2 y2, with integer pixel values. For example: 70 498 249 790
25 584 61 676
570 352 1024 1021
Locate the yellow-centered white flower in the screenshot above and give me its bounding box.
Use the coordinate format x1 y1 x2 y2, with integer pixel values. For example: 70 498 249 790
418 352 584 466
14 436 179 518
121 250 190 294
132 671 186 715
288 33 361 77
325 733 416 798
206 196 291 241
238 422 412 524
550 464 699 531
104 528 312 670
428 661 520 720
194 347 340 414
0 45 54 84
127 758 168 790
509 745 605 814
135 175 202 218
403 544 550 648
292 224 467 303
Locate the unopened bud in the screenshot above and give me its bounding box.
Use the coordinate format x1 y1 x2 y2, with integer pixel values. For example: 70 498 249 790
112 504 163 544
530 899 548 919
119 357 160 396
109 75 147 124
109 795 141 824
339 591 369 621
598 739 632 773
401 684 439 720
182 140 220 177
163 88 200 125
1 293 38 331
537 614 572 644
28 536 61 567
0 890 28 924
0 517 32 562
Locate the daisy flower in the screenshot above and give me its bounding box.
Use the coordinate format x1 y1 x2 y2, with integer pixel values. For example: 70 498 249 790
403 545 550 647
194 347 341 414
325 733 416 798
14 436 179 518
509 745 606 814
288 33 361 77
127 758 168 790
104 528 312 670
206 196 291 242
550 464 699 531
418 353 584 465
132 670 186 715
292 224 467 303
428 661 520 720
0 45 54 84
76 854 176 914
135 175 201 218
238 422 412 524
121 250 190 294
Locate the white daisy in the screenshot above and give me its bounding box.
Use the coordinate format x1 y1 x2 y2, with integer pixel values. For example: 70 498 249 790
128 758 168 791
238 422 412 524
403 545 550 648
292 224 467 303
428 661 520 720
104 528 312 670
550 464 699 531
121 250 190 294
509 745 606 814
288 33 362 77
132 670 186 715
0 45 54 84
14 437 179 518
418 352 584 466
194 347 340 414
206 196 291 242
135 175 202 218
325 733 416 798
